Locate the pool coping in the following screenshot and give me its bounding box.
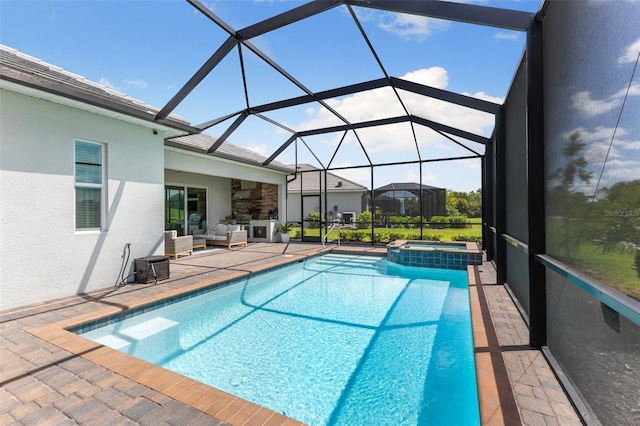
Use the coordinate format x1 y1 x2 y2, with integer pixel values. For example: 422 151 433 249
25 247 518 425
387 240 481 252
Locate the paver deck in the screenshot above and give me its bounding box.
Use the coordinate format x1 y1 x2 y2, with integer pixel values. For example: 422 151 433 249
0 242 581 425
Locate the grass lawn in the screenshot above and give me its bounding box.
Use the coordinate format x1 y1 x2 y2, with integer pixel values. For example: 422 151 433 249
572 243 640 301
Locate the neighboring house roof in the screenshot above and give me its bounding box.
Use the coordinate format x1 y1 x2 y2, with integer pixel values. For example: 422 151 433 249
374 182 445 192
288 164 368 193
166 133 294 174
0 44 198 135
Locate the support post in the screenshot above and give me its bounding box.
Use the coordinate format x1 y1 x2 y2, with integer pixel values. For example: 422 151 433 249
527 16 547 348
370 166 375 244
494 109 507 286
481 155 490 259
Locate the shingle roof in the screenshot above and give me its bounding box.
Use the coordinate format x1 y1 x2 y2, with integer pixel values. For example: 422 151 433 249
288 164 368 192
167 133 294 173
372 182 445 198
0 44 197 134
374 182 445 192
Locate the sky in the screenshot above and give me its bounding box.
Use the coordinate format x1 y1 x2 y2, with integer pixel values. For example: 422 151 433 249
0 0 543 192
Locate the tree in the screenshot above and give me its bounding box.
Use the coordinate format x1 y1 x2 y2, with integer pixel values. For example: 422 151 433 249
446 189 482 218
591 180 640 277
547 131 593 260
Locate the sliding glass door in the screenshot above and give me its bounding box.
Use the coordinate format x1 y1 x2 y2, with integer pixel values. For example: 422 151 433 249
165 185 207 236
165 186 185 236
186 187 207 235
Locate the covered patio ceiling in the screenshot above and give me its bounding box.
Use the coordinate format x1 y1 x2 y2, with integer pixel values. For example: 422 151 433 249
160 0 537 176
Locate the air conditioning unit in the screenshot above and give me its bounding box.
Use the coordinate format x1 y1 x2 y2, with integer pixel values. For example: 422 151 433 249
342 212 356 224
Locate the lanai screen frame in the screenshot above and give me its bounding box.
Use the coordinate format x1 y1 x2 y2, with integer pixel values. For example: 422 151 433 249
157 0 551 345
155 4 640 422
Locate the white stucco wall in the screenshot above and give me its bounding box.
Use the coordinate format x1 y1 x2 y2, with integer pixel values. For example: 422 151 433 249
287 191 365 223
0 88 167 310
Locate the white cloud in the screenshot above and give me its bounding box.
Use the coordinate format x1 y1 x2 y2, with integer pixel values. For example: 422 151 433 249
99 77 119 91
421 171 437 184
571 75 640 117
462 91 503 104
603 159 640 168
571 91 620 117
402 67 448 88
463 159 481 171
329 163 371 187
402 169 438 185
378 13 449 41
281 67 492 191
568 126 625 143
563 126 640 193
246 143 270 156
613 81 640 98
618 38 640 64
492 32 520 41
616 138 640 151
292 67 497 158
124 79 148 89
603 167 640 183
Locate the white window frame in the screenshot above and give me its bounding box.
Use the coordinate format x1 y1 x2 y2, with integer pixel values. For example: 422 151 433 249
74 140 106 232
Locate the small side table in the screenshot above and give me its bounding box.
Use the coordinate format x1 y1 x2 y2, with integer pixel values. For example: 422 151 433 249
193 238 207 251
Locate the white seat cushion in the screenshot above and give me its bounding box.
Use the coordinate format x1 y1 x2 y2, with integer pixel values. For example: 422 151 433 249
204 235 227 241
214 224 228 236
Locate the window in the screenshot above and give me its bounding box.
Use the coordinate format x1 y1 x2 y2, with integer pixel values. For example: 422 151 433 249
75 140 104 230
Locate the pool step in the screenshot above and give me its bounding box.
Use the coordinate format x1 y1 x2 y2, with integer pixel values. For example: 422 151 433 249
312 255 382 269
95 317 180 363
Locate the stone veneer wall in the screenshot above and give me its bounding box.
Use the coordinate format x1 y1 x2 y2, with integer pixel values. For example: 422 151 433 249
231 179 279 220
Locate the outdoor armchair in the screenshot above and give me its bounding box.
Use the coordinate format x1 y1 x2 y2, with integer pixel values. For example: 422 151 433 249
164 230 193 260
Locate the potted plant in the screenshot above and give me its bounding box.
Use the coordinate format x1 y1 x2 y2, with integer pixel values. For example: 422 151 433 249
275 221 293 243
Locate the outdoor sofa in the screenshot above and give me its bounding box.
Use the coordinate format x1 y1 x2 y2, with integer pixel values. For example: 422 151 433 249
193 223 247 249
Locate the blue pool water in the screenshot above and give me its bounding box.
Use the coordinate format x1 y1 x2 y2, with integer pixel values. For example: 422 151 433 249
81 254 479 425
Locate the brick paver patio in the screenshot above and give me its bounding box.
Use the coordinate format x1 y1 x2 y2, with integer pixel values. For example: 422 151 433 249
1 243 581 425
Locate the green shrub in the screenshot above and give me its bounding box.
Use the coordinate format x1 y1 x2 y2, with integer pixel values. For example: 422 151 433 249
409 216 424 229
306 211 324 229
379 233 391 243
448 215 470 229
452 234 480 242
428 215 469 229
339 230 351 241
388 215 410 228
339 230 366 242
429 216 448 229
352 231 365 241
356 211 372 229
387 232 403 242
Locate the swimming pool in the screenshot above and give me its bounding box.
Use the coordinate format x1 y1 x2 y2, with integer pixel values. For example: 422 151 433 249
80 253 480 425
